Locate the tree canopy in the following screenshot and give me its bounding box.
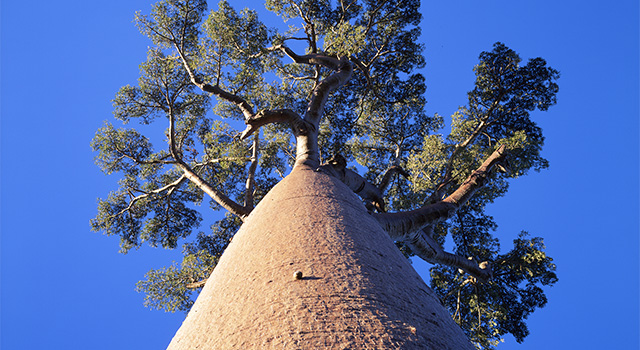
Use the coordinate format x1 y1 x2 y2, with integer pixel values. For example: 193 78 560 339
92 0 559 348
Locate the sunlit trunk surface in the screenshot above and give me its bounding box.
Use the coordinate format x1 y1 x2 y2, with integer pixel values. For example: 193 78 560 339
167 166 473 349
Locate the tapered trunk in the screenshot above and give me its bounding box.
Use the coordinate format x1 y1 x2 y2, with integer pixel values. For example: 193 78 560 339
167 166 473 349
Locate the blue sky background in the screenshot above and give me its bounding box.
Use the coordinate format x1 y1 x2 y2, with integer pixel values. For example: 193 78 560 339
1 1 638 349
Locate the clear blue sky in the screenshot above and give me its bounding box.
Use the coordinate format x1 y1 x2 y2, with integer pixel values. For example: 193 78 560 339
1 1 638 349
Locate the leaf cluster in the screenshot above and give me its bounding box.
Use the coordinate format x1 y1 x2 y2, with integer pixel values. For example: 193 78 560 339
431 232 557 349
135 214 241 312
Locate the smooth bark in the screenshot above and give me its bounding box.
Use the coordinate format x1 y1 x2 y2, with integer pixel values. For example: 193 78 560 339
167 167 473 349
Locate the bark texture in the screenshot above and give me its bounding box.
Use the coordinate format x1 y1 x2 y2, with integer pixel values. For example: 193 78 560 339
167 166 473 349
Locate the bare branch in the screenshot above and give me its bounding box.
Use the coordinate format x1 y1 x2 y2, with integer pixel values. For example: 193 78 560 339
440 120 488 187
173 43 256 120
239 108 308 140
199 83 256 122
194 157 252 167
114 145 176 166
109 175 188 220
443 144 506 206
288 0 308 23
404 226 492 282
378 165 409 193
178 162 251 220
438 91 507 190
285 69 320 82
279 45 346 71
186 279 207 289
244 132 259 210
273 45 353 168
374 145 507 238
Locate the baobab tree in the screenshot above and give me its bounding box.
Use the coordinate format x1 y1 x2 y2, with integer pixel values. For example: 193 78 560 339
91 0 558 348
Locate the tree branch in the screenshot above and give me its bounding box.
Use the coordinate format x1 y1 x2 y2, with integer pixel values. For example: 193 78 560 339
318 155 385 212
113 144 176 166
110 175 187 220
350 56 399 104
378 165 409 193
437 91 507 194
244 132 259 210
278 45 353 128
279 46 344 69
173 43 256 120
276 45 353 168
374 145 507 239
194 157 252 167
440 120 488 190
404 226 492 282
177 162 251 220
238 109 308 140
168 106 180 159
203 84 255 120
443 144 506 206
186 279 207 289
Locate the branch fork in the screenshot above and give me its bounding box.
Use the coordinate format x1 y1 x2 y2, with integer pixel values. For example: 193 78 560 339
317 155 386 212
238 109 309 140
373 145 507 281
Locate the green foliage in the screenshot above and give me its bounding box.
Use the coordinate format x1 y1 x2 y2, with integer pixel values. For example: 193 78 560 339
463 42 559 177
90 169 203 253
431 232 557 349
200 1 272 102
136 249 218 312
93 1 559 347
324 22 366 57
135 0 207 50
135 214 240 312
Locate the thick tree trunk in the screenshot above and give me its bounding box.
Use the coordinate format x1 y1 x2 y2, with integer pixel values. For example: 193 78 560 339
167 166 473 349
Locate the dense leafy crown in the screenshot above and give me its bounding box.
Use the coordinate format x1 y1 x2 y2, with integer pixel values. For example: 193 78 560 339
92 0 559 348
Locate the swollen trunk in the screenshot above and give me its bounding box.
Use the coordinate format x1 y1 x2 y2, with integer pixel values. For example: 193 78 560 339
167 166 473 349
